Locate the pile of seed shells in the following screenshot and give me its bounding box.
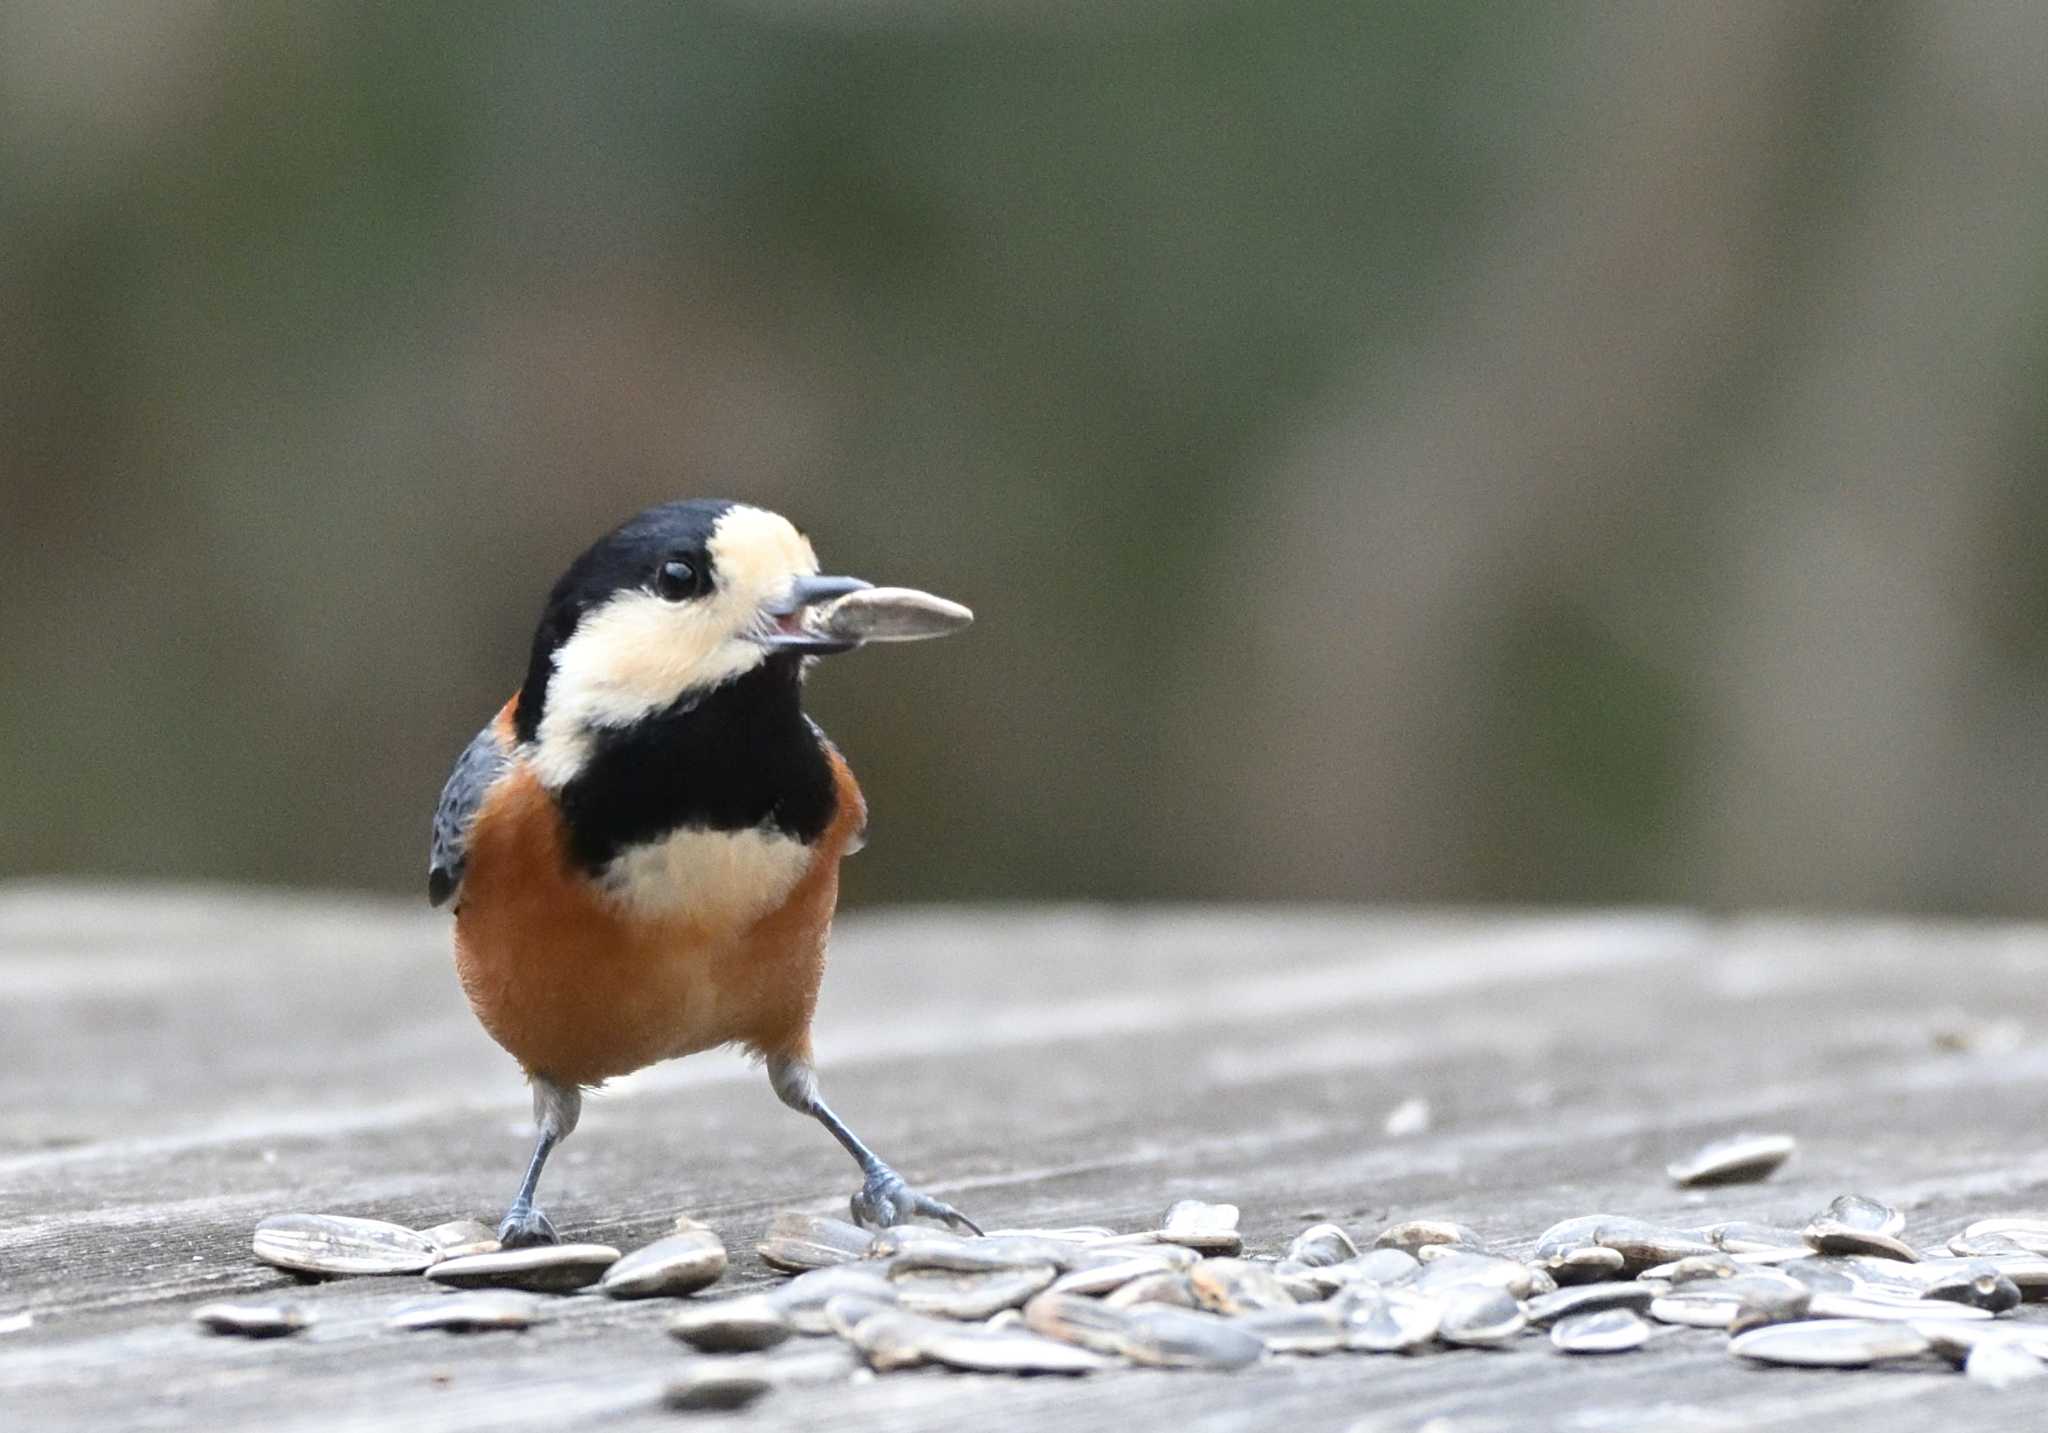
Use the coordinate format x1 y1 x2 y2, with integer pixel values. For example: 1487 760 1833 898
206 1212 729 1338
211 1132 2048 1411
678 1192 2048 1404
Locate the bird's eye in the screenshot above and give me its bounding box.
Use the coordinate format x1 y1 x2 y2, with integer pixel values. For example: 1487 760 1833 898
655 559 700 601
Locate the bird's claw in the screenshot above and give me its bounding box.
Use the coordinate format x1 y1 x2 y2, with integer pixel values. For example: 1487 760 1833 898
496 1203 559 1248
851 1167 983 1235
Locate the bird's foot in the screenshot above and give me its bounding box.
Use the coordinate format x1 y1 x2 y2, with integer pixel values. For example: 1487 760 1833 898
496 1202 559 1248
851 1166 982 1235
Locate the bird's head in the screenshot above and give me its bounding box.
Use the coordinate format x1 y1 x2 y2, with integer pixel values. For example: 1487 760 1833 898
513 500 868 786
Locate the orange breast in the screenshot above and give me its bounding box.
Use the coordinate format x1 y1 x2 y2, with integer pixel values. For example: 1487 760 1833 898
452 708 865 1087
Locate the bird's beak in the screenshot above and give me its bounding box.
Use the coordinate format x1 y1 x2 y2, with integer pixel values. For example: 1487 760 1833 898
757 575 872 654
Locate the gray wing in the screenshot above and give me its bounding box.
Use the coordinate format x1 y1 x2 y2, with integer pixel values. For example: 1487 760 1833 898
428 721 511 908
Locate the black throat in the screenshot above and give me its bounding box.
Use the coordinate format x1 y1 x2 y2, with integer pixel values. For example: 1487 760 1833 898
552 656 837 873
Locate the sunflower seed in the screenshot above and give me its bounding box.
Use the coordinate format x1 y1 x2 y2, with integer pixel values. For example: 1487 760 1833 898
386 1291 543 1332
925 1324 1114 1375
757 1212 873 1272
840 1309 932 1372
417 1220 500 1261
426 1243 620 1293
1102 1271 1200 1310
1533 1216 1712 1276
1235 1302 1350 1354
1808 1228 1919 1262
1349 1248 1424 1286
877 1230 1089 1274
600 1224 728 1299
1020 1293 1149 1358
1267 1265 1333 1301
1286 1223 1360 1268
1541 1246 1628 1284
768 1264 899 1334
890 1263 1057 1320
662 1363 774 1411
1594 1221 1719 1273
1666 1133 1795 1188
1188 1258 1297 1315
1804 1195 1915 1260
821 1292 900 1340
863 1223 958 1258
1727 1279 1814 1334
1648 1295 1732 1329
666 1294 793 1352
1550 1308 1651 1353
1047 1253 1189 1297
1813 1194 1906 1236
1111 1308 1267 1370
1724 1246 1824 1267
251 1213 440 1278
1729 1318 1932 1368
1345 1288 1442 1353
1024 1293 1263 1369
191 1302 310 1338
1916 1260 2023 1313
1437 1286 1527 1347
1771 1257 1860 1294
814 587 974 644
1837 1259 1932 1295
850 1305 1107 1374
1966 1339 2048 1388
1805 1292 1991 1323
1523 1282 1658 1326
1530 1216 1612 1262
1649 1274 1809 1331
1983 1255 2048 1299
1159 1200 1243 1255
1413 1251 1544 1299
1960 1218 2048 1255
1651 1254 1743 1285
1948 1231 2034 1258
1377 1220 1487 1257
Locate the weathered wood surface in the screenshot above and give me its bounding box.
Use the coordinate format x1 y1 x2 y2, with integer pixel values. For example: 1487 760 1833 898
4 888 2048 1431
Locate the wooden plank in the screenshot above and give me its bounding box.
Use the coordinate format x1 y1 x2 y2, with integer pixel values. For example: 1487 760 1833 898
2 889 2046 1430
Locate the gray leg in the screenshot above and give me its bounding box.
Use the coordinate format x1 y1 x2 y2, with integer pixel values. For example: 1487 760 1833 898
497 1075 582 1248
769 1055 981 1235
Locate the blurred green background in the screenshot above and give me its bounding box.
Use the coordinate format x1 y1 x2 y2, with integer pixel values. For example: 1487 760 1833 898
5 2 2047 914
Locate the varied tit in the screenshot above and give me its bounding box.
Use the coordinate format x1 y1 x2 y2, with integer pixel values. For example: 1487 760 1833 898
428 499 979 1246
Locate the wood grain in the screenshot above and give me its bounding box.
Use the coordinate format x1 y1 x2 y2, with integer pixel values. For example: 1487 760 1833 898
3 888 2046 1430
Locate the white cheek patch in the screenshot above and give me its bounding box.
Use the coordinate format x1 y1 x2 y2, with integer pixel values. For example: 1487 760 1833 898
530 590 766 786
599 825 813 929
528 504 824 789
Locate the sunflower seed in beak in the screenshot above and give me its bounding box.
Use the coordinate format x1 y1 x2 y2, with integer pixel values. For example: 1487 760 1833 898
813 587 973 644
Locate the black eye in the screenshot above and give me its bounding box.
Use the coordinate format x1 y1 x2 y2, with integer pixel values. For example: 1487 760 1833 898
655 558 701 601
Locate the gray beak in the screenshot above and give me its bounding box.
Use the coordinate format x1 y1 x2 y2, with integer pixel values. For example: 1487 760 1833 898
758 575 872 654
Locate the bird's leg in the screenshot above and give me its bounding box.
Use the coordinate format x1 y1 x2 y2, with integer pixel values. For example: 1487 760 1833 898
768 1054 981 1235
497 1074 582 1248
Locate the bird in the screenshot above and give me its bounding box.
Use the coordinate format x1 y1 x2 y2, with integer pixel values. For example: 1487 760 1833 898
428 498 980 1247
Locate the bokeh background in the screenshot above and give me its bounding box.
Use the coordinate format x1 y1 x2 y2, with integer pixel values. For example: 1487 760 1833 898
5 1 2047 914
